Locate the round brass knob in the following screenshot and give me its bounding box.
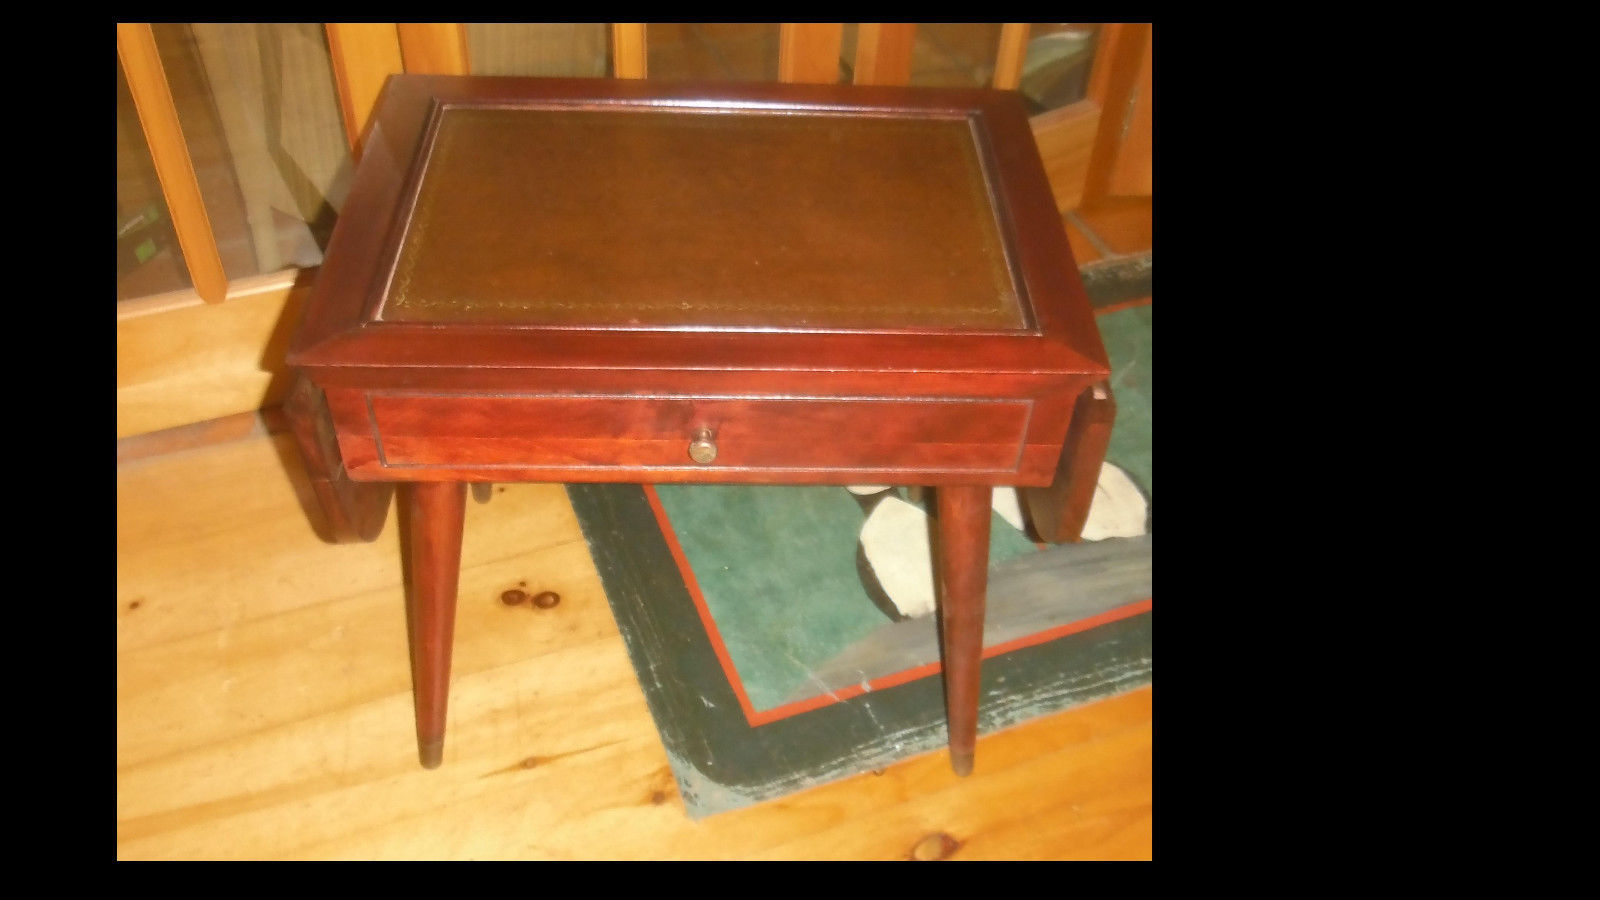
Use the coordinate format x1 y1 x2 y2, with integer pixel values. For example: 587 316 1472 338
688 427 717 464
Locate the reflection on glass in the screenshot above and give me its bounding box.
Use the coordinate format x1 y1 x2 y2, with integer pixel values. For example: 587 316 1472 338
117 63 191 302
646 23 779 81
466 23 609 76
840 23 1100 111
1019 24 1099 113
909 23 1003 88
150 23 352 281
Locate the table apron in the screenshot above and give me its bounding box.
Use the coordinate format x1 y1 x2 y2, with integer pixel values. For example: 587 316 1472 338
324 388 1084 486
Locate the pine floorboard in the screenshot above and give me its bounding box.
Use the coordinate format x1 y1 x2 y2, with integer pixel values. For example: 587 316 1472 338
117 431 1152 860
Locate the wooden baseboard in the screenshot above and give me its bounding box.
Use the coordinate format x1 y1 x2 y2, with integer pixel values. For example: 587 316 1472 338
117 268 311 439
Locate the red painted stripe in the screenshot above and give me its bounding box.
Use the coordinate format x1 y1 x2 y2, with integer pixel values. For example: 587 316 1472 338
641 485 764 724
744 597 1153 726
1093 296 1152 316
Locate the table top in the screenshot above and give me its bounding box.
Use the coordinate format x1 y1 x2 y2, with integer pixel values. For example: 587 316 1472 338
381 106 1026 332
288 76 1107 381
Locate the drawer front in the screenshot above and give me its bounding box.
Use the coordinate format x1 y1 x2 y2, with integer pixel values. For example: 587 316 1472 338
365 393 1031 475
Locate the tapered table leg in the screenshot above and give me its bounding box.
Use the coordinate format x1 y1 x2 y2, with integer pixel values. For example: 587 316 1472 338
405 481 467 769
936 485 991 776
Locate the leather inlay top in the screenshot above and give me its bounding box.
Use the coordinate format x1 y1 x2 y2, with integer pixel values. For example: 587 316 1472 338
377 105 1028 330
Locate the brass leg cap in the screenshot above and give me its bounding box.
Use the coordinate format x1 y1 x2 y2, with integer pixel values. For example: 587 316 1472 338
420 738 445 770
950 751 974 777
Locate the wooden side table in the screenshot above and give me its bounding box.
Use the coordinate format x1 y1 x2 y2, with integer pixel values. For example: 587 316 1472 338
286 75 1111 776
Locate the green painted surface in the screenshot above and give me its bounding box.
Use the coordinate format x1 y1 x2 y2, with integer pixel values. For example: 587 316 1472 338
653 484 1037 710
1101 304 1152 496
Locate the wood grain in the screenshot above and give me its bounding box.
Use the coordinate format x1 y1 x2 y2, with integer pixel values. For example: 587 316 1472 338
1072 196 1154 256
397 23 470 75
1030 99 1100 213
117 268 309 438
853 23 915 86
116 22 229 304
611 23 647 78
284 374 393 543
117 432 1151 858
1021 381 1116 543
991 23 1031 90
1107 32 1152 196
1082 23 1152 204
935 485 992 776
778 23 844 84
325 23 405 157
404 481 467 768
367 394 1030 472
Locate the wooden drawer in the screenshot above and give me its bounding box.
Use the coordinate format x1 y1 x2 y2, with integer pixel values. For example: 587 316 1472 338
363 393 1031 475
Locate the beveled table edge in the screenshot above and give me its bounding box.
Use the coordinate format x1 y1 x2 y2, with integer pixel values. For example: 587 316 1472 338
286 75 1110 379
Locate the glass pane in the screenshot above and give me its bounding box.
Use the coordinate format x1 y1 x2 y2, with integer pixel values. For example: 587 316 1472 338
1019 23 1099 114
465 23 609 76
151 23 353 280
117 63 192 302
647 23 779 81
909 23 1003 88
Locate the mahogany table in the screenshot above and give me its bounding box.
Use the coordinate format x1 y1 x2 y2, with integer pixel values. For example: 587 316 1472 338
285 75 1111 776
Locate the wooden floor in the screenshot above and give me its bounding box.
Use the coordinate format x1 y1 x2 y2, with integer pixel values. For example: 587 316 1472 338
117 431 1152 860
